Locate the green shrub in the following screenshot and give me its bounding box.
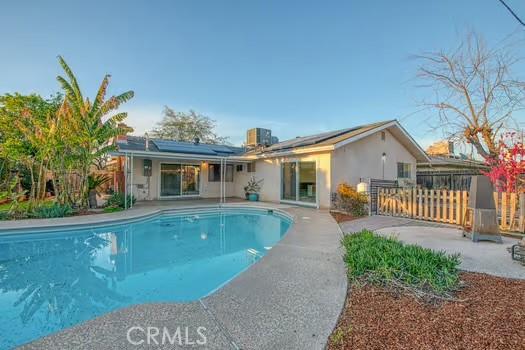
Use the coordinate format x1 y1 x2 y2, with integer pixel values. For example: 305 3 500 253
335 183 368 216
103 206 124 213
342 230 460 295
106 192 135 209
31 202 73 218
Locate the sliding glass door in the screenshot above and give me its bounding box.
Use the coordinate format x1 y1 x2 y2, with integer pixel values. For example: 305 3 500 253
282 163 297 201
161 163 200 197
281 161 316 204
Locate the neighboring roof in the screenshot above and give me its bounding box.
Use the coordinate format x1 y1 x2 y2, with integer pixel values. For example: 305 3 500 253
418 155 488 169
116 136 245 157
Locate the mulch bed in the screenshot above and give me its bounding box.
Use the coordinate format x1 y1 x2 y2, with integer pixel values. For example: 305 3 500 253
328 272 525 350
330 211 362 223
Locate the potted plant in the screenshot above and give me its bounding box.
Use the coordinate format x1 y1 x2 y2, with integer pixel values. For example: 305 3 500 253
244 176 263 201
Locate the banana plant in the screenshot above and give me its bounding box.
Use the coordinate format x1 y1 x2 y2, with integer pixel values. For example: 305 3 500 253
56 56 134 208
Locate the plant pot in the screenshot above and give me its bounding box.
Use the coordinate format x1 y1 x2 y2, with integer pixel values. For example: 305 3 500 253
245 192 250 200
248 193 259 201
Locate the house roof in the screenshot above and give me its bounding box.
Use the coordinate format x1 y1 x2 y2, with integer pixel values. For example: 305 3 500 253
114 120 429 162
253 120 430 162
116 136 245 157
258 121 393 153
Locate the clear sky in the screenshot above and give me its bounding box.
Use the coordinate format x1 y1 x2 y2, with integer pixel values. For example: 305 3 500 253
1 0 525 149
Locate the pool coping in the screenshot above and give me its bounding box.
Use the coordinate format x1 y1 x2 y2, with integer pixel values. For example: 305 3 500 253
11 202 347 350
0 203 294 235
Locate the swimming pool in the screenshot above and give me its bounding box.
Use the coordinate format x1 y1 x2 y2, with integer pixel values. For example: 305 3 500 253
0 208 292 349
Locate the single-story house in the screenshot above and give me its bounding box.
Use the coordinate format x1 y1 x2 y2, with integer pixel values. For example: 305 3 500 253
112 120 429 208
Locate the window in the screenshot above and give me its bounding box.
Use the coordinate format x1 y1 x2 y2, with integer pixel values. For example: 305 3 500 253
281 161 316 204
247 162 256 172
236 164 244 172
160 163 200 197
397 162 411 178
208 164 234 182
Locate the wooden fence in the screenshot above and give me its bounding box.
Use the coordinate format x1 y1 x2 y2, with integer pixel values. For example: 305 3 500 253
378 188 525 233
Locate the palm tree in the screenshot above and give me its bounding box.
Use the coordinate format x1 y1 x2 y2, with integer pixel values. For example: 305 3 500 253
56 56 134 207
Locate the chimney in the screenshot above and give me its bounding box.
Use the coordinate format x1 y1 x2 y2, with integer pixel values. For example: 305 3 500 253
194 137 200 145
145 132 150 151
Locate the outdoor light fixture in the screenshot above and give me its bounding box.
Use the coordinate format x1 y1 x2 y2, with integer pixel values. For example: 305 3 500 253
381 152 387 179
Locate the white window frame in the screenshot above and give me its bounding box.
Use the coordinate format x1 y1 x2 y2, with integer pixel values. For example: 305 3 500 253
159 162 202 199
279 159 319 208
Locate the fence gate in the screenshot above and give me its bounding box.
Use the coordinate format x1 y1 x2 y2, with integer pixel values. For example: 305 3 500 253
368 179 398 214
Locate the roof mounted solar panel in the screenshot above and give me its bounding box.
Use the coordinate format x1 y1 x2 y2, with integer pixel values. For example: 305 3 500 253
152 140 218 156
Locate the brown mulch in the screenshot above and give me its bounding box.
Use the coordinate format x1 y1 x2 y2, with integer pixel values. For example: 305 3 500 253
328 272 525 350
330 211 361 223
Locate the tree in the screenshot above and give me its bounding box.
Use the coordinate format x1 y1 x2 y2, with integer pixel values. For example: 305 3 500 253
55 56 134 207
0 93 62 201
151 107 229 144
483 132 525 192
416 32 525 160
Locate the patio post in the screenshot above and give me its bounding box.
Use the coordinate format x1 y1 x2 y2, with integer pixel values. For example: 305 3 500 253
223 157 227 204
130 153 134 209
124 152 128 210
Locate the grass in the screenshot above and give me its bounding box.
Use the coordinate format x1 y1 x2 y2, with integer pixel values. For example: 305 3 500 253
342 230 461 296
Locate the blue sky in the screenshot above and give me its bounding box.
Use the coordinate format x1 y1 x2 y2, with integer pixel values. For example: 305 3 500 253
1 0 525 149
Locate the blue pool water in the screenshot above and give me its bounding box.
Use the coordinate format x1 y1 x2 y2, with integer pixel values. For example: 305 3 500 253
0 209 291 349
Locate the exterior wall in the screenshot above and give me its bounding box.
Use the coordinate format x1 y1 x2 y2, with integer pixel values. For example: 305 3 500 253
245 152 332 208
331 130 416 189
128 157 237 200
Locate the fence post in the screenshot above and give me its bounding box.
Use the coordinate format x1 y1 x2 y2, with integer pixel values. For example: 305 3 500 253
510 192 517 230
436 190 441 222
448 191 454 224
501 192 507 230
518 193 525 233
417 188 423 219
455 190 461 225
412 188 417 218
442 190 447 223
423 189 428 220
429 190 434 221
462 191 468 226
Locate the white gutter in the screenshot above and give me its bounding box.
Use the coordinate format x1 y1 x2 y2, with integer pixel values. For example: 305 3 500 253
111 150 251 163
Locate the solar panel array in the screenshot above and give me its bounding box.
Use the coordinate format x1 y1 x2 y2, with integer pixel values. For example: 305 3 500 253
152 140 243 156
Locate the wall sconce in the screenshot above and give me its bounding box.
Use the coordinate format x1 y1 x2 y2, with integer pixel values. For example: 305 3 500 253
381 152 387 179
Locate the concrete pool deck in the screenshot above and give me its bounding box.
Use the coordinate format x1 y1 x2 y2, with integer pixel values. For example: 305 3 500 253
341 216 524 280
4 201 347 350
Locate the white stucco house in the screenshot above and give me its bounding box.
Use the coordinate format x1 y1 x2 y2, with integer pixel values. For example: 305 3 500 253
113 120 429 209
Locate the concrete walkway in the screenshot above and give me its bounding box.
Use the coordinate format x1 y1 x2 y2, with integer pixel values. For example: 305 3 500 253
11 202 347 350
341 216 524 280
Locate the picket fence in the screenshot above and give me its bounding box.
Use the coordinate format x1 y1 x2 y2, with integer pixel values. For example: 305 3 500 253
377 188 525 233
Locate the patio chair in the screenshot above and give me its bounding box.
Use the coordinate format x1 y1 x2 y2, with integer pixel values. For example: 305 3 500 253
510 238 525 265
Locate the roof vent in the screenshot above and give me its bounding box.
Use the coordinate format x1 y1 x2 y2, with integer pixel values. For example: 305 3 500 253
194 137 200 145
145 132 150 151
